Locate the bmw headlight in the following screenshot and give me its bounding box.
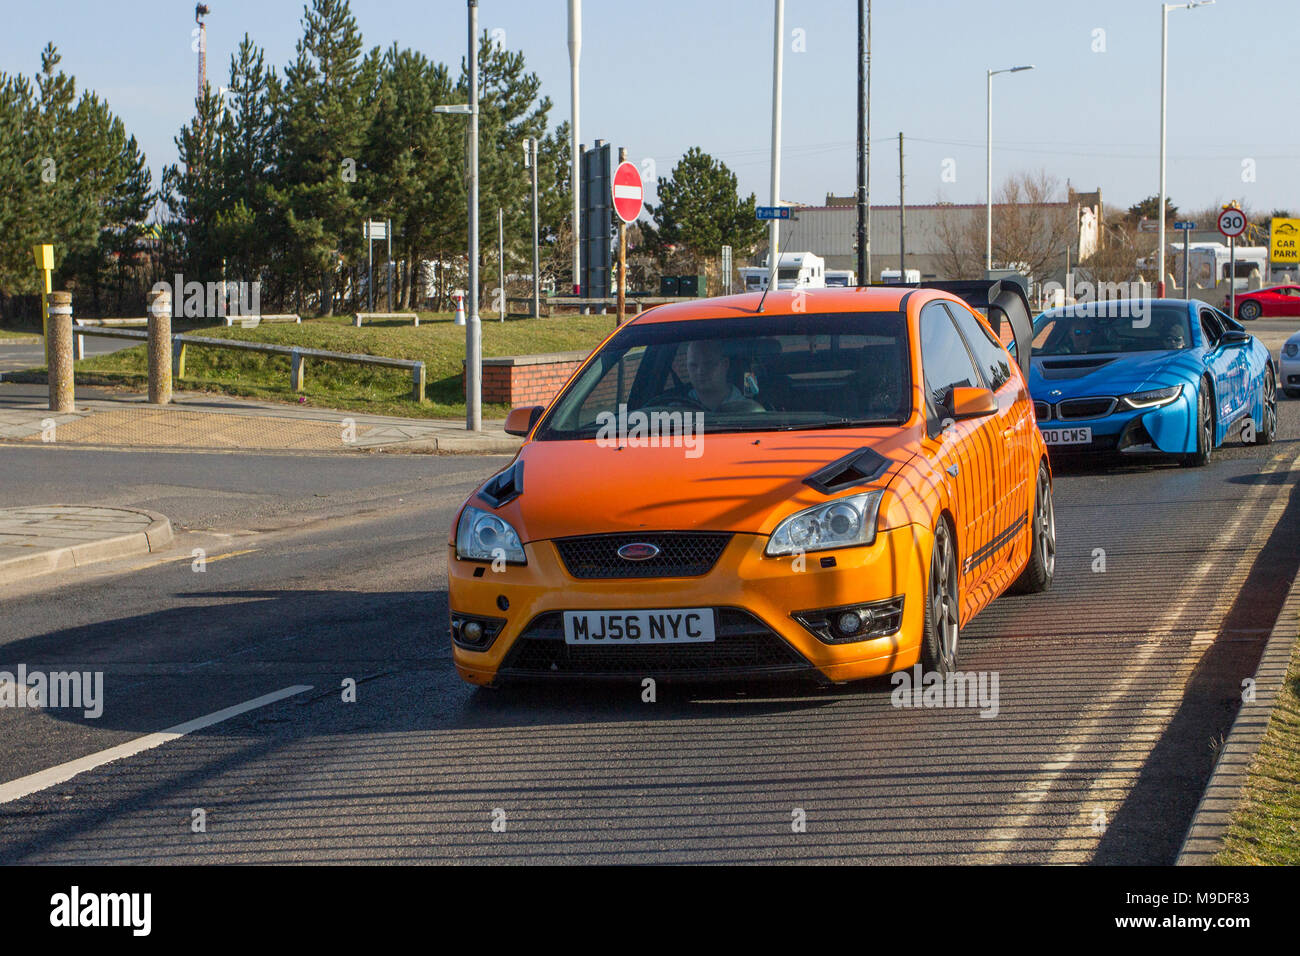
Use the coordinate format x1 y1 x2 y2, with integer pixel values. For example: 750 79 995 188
766 490 884 556
455 506 526 564
1118 385 1183 410
1285 343 1298 358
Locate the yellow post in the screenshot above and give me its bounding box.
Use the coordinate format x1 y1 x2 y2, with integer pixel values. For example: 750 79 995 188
33 245 54 365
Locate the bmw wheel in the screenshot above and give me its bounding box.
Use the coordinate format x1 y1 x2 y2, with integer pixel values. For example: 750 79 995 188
1010 461 1055 594
1238 300 1262 321
1181 381 1215 468
1246 369 1277 446
920 519 960 676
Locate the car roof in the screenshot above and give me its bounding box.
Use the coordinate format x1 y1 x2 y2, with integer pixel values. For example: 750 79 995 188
629 286 918 325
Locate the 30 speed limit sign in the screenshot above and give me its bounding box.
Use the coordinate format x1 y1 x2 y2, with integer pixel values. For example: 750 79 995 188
1218 208 1248 238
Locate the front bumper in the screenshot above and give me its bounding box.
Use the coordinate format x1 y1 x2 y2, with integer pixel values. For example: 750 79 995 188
1036 390 1196 456
1281 355 1300 391
447 526 930 686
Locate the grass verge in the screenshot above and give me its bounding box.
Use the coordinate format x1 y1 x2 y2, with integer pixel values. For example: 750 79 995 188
61 312 615 419
1214 631 1300 864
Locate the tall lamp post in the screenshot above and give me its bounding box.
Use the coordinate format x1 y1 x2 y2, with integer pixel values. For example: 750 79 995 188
433 1 481 431
985 64 1034 273
1159 0 1214 296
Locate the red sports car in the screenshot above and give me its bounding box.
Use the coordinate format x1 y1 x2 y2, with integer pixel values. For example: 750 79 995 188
1228 285 1300 321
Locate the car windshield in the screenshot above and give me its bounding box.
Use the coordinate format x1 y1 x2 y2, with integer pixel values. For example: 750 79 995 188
536 312 913 439
1033 303 1192 355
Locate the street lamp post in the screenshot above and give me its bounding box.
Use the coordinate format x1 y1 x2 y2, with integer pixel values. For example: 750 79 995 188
433 4 481 432
985 65 1034 273
1159 1 1214 297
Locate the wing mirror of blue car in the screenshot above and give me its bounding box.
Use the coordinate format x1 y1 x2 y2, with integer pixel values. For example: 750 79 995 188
1218 330 1250 348
949 386 999 420
504 405 544 437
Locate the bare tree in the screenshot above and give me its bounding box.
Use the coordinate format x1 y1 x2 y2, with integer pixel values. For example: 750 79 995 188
933 170 1073 281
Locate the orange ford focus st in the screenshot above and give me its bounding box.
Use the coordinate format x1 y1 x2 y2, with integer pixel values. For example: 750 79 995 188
447 282 1054 686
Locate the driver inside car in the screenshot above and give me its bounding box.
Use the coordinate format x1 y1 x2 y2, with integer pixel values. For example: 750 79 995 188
684 340 764 413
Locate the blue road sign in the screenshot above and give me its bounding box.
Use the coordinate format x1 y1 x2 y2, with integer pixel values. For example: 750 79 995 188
756 206 791 220
1173 221 1197 231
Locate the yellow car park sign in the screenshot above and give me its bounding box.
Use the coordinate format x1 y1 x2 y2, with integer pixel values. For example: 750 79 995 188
1271 218 1300 263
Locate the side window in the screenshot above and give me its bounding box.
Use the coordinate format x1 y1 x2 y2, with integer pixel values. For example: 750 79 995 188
920 302 982 413
1215 309 1244 333
945 303 1012 391
1199 308 1223 346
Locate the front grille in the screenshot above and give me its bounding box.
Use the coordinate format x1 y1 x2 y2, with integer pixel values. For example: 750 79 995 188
1033 401 1052 421
1057 397 1116 420
499 609 814 678
554 532 732 579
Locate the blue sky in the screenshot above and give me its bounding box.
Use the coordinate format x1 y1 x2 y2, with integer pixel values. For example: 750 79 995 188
3 0 1296 217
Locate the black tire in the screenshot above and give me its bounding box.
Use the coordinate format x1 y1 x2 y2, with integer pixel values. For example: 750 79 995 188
1010 461 1055 594
1238 300 1262 321
1180 380 1215 467
920 518 961 676
1245 369 1277 445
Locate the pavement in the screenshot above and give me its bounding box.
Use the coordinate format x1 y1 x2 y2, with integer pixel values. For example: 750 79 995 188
0 505 173 587
0 382 523 455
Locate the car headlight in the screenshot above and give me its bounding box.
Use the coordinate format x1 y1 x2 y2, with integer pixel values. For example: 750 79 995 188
766 490 884 556
455 506 526 564
1118 385 1183 410
1285 343 1299 358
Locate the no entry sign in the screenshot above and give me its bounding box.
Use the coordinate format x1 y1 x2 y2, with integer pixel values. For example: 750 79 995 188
612 162 643 224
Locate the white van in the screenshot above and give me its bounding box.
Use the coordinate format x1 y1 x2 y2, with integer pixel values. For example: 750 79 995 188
737 252 827 291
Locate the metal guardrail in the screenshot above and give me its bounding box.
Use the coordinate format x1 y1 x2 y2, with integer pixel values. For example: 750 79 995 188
71 325 426 402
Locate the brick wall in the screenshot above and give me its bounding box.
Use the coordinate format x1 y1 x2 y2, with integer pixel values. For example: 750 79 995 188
464 350 590 406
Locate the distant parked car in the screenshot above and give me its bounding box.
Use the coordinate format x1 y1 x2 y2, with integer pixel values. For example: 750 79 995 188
1227 285 1300 321
1281 329 1300 398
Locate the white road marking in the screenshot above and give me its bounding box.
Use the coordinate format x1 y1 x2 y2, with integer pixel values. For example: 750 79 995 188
0 684 312 805
975 450 1300 861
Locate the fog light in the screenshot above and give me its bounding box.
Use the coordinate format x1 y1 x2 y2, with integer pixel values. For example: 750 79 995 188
792 597 904 644
836 611 863 635
449 612 507 651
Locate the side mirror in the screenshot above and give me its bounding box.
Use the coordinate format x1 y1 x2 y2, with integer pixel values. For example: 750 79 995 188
949 386 998 420
1219 330 1250 348
504 405 544 437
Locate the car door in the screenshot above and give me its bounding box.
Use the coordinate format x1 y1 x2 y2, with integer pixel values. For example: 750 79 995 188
918 302 1000 597
1283 287 1300 317
943 302 1032 572
1199 307 1240 431
1211 310 1253 421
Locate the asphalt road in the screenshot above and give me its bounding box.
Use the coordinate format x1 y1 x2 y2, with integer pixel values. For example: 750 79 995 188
0 385 1297 864
0 336 132 374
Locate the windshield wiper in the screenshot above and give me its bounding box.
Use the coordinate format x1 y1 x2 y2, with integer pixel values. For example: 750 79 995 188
773 418 901 431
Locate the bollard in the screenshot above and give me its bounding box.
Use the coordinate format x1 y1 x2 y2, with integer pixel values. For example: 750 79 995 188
172 336 186 380
73 320 85 361
290 350 306 391
412 362 426 403
146 288 172 404
46 291 74 413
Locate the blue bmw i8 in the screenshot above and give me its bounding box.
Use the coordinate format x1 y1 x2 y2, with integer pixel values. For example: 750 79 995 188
1028 299 1278 466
